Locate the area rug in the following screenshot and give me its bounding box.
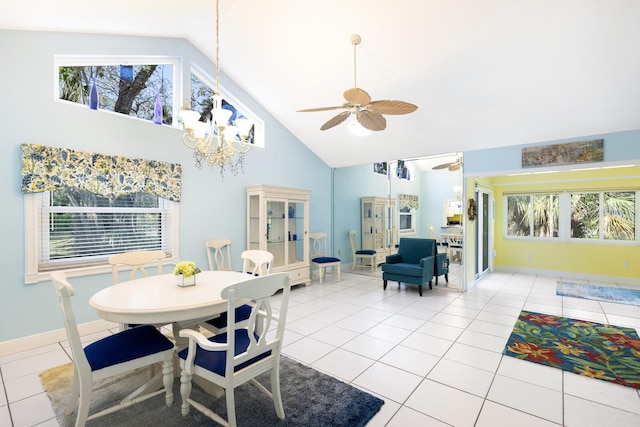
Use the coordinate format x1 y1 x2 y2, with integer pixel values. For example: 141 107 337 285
40 356 384 426
503 310 640 389
556 281 640 305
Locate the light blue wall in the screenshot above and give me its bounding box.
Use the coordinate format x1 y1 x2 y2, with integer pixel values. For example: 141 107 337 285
421 169 462 239
0 30 331 342
464 130 640 175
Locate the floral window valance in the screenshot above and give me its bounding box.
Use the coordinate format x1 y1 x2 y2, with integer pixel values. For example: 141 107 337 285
20 143 182 202
399 194 419 210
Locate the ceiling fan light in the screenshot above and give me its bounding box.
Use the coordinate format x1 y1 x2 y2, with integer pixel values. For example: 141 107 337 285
347 116 371 137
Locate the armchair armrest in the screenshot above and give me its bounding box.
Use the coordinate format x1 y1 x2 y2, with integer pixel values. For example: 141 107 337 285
386 253 402 264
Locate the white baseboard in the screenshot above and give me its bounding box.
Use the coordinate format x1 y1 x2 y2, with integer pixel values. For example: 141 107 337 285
493 266 634 285
0 319 117 357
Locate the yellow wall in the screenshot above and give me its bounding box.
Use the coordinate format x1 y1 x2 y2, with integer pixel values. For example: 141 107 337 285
488 166 640 280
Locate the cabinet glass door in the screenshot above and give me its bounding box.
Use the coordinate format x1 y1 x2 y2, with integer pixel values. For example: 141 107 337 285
248 194 260 250
267 200 286 269
288 200 305 266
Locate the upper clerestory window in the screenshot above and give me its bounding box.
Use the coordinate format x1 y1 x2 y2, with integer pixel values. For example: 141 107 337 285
55 56 180 126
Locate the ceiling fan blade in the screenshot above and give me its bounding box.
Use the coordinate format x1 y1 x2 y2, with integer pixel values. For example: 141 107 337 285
368 100 418 115
357 111 386 131
344 87 371 106
433 162 453 170
320 110 351 131
297 105 345 112
449 163 461 171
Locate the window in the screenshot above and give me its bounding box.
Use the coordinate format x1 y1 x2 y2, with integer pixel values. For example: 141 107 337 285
506 193 559 238
571 191 635 240
55 56 180 126
25 190 177 283
189 67 264 148
399 207 414 232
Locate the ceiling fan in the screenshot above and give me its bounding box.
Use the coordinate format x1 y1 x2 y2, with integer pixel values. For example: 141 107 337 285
433 157 462 171
297 34 418 132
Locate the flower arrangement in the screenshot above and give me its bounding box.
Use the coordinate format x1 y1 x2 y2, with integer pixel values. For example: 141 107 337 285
174 261 201 277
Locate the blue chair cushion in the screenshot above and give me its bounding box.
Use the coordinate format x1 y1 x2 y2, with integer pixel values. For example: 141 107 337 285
205 304 252 329
382 262 425 277
177 329 271 376
312 256 341 264
84 325 174 371
355 249 376 255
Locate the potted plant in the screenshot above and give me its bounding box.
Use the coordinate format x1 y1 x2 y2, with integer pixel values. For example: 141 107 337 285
174 261 201 287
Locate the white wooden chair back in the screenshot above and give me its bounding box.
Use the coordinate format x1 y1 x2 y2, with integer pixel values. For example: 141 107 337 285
309 232 328 258
206 239 232 271
178 273 292 425
108 250 166 284
51 271 91 377
348 230 358 255
241 249 273 276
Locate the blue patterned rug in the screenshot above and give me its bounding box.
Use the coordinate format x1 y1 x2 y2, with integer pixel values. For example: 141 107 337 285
504 311 640 389
556 281 640 305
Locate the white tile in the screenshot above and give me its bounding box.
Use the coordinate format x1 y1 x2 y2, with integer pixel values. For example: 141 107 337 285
429 312 473 328
0 406 11 427
341 334 395 360
305 308 350 324
405 379 484 426
285 317 329 336
443 342 502 373
9 392 56 427
439 304 480 319
456 329 507 353
281 337 335 364
364 323 412 344
352 307 394 322
396 306 437 321
308 324 359 347
400 332 454 357
427 358 494 397
386 406 450 427
332 315 378 333
564 394 640 427
415 321 464 341
353 362 422 403
0 344 63 365
475 310 518 327
563 371 640 414
1 349 70 382
312 348 374 382
497 356 562 391
562 308 607 323
363 395 401 427
476 400 560 427
380 345 440 377
0 380 6 406
382 313 426 331
5 373 45 403
467 319 514 339
487 375 563 424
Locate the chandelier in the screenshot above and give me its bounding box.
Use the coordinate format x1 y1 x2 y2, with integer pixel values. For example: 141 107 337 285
180 0 253 177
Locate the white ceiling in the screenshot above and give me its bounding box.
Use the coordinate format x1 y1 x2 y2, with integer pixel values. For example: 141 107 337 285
3 0 640 168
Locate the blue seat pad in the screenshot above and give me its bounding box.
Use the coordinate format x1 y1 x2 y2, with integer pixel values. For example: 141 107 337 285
205 304 252 329
312 256 341 263
382 263 424 277
177 329 271 376
84 325 174 371
355 249 376 255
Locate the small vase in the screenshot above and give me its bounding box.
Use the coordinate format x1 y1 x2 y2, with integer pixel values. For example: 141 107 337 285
177 274 196 287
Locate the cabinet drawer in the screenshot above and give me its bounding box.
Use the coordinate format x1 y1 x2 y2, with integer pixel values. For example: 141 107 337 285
288 265 310 284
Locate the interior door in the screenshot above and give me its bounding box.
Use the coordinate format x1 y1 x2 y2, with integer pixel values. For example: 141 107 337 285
475 188 492 278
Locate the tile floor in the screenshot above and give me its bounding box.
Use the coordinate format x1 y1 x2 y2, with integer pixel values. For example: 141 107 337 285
2 265 640 426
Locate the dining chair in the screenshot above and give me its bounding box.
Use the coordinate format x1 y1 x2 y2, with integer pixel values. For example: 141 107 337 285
206 239 232 271
309 232 341 284
51 271 174 427
200 250 274 335
448 234 463 263
178 272 292 427
108 250 166 284
108 250 167 330
241 249 274 276
349 230 376 270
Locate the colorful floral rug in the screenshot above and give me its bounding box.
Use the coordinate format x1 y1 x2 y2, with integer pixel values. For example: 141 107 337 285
556 281 640 305
503 310 640 389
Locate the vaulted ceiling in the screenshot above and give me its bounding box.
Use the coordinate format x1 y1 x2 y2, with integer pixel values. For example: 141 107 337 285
2 0 639 168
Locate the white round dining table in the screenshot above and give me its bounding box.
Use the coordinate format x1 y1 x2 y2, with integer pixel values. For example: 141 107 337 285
89 270 251 326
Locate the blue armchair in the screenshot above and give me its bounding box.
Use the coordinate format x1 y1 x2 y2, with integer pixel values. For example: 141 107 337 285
382 238 437 296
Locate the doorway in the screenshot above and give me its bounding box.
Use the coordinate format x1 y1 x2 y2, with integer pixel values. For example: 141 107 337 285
474 187 493 280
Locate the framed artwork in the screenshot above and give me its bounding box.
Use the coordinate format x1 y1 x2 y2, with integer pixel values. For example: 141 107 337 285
522 139 604 168
373 162 388 175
